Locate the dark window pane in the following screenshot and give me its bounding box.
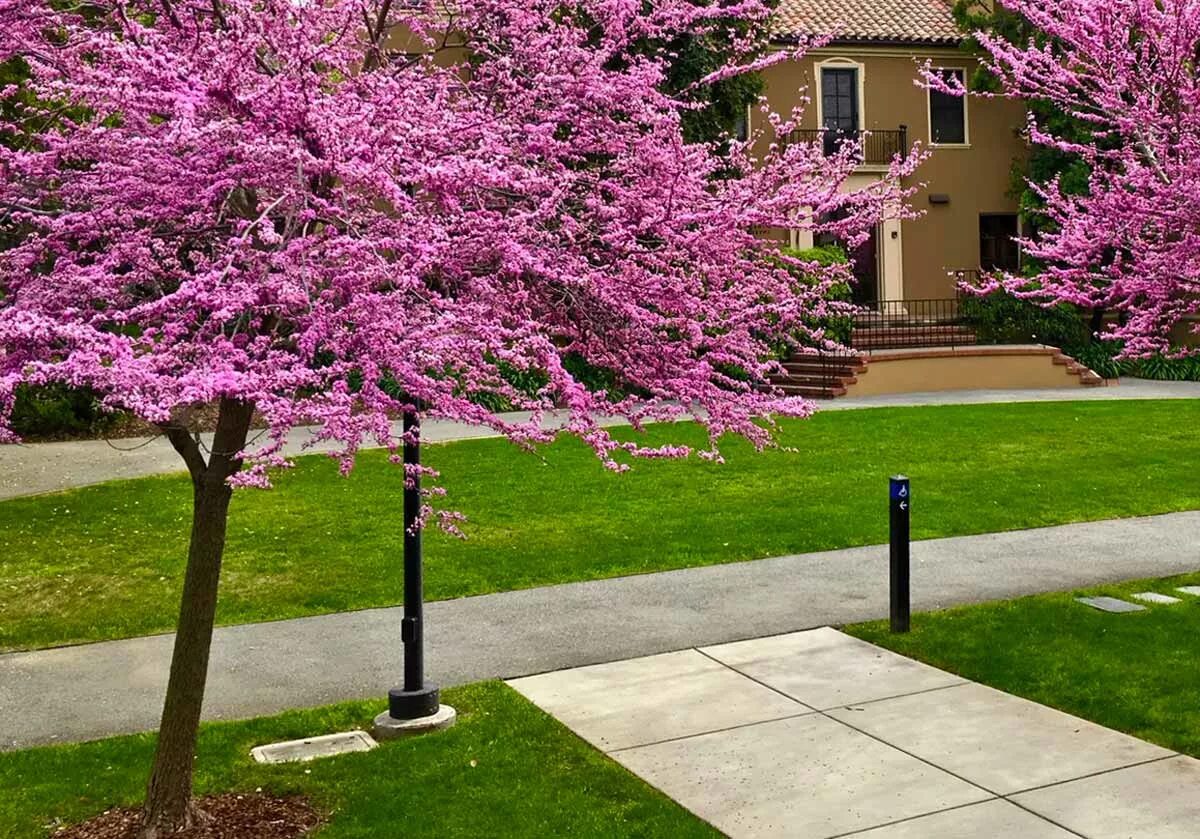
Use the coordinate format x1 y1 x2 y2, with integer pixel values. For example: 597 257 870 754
930 69 966 144
821 68 858 131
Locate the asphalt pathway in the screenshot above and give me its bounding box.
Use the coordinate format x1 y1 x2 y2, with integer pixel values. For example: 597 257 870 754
1 510 1197 750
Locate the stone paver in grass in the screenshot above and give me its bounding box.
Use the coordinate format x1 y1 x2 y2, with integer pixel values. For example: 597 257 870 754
1178 586 1200 596
250 730 377 764
1012 755 1200 839
1132 592 1183 605
510 628 1199 839
1076 595 1147 613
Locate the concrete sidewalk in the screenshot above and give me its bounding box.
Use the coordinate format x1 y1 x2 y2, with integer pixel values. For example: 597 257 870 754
511 627 1200 838
2 379 1198 500
1 511 1197 751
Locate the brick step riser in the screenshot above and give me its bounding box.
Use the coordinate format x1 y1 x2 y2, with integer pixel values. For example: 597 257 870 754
784 359 866 370
775 386 848 399
780 366 864 378
770 376 858 388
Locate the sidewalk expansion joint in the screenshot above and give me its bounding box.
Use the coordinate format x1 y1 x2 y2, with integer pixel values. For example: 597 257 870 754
606 710 818 755
818 679 968 712
693 647 1003 800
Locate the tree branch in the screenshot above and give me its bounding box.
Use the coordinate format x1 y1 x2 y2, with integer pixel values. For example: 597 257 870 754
158 0 183 29
363 0 395 72
160 423 208 481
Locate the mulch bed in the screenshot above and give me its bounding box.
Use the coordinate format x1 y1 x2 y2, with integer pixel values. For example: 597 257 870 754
53 793 322 839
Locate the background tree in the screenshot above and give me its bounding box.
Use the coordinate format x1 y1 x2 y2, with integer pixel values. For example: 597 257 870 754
652 6 767 145
950 0 1091 247
948 0 1200 358
0 1 920 835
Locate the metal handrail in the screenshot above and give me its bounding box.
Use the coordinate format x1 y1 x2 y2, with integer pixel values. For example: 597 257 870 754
785 127 909 165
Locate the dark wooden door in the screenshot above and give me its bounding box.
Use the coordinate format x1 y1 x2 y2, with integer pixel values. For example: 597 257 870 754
849 225 880 305
980 214 1021 272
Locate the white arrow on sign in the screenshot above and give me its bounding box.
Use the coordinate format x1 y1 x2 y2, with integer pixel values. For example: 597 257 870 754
899 502 908 511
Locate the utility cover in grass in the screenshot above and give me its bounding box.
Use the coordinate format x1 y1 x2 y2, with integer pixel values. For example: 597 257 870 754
251 730 377 764
1132 592 1182 605
1075 596 1146 613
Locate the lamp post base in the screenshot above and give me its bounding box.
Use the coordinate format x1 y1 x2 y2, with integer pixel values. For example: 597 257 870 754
388 685 441 719
372 704 457 740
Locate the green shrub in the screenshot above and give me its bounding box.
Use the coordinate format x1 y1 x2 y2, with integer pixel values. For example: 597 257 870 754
10 384 119 439
778 245 853 347
958 291 1090 348
957 290 1200 381
1067 341 1123 380
1123 354 1200 382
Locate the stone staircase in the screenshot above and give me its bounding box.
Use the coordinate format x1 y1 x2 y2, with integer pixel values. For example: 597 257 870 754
769 353 867 399
1052 350 1106 387
771 346 1106 400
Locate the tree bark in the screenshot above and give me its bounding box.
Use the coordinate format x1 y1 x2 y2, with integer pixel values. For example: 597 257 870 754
139 399 254 839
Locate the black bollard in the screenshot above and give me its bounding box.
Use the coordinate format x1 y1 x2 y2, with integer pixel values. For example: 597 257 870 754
889 475 911 633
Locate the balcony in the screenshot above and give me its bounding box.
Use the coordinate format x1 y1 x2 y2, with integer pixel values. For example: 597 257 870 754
786 127 909 167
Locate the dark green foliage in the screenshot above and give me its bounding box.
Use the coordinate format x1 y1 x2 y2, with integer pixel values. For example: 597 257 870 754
848 568 1200 760
959 290 1090 348
1066 341 1123 380
640 4 767 146
0 682 720 839
1122 354 1200 382
952 2 1093 244
10 383 119 440
779 245 852 346
958 291 1200 380
783 244 849 269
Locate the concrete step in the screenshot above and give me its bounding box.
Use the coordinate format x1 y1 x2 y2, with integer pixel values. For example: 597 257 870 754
770 374 859 388
774 383 849 399
783 359 867 376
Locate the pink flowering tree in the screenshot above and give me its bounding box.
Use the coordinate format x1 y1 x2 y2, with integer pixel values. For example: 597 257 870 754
946 0 1200 357
0 1 920 834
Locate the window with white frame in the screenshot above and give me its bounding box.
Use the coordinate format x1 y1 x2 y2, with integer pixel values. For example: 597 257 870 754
929 68 968 145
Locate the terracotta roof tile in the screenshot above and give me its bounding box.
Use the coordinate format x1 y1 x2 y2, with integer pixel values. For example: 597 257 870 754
773 0 962 45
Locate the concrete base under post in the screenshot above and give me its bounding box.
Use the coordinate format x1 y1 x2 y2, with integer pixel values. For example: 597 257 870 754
373 705 457 740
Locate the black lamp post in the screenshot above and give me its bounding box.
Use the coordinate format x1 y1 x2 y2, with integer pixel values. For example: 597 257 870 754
375 408 452 736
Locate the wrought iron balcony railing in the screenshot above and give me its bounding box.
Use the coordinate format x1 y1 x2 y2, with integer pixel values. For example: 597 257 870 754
786 127 909 166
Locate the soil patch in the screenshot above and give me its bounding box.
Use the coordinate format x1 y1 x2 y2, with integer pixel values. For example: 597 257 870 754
53 793 321 839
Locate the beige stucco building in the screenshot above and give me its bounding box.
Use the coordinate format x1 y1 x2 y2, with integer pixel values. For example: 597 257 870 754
758 0 1029 304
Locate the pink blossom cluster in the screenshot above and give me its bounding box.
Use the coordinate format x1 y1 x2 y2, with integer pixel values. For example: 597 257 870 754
0 0 921 487
960 0 1200 356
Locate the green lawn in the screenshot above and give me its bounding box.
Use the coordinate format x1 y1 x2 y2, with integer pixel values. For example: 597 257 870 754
3 400 1200 651
846 570 1200 759
0 682 718 839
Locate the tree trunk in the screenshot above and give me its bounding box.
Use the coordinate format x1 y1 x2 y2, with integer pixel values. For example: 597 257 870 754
139 399 254 839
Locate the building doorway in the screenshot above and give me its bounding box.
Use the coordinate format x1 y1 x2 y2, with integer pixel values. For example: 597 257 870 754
816 222 880 305
980 213 1021 273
